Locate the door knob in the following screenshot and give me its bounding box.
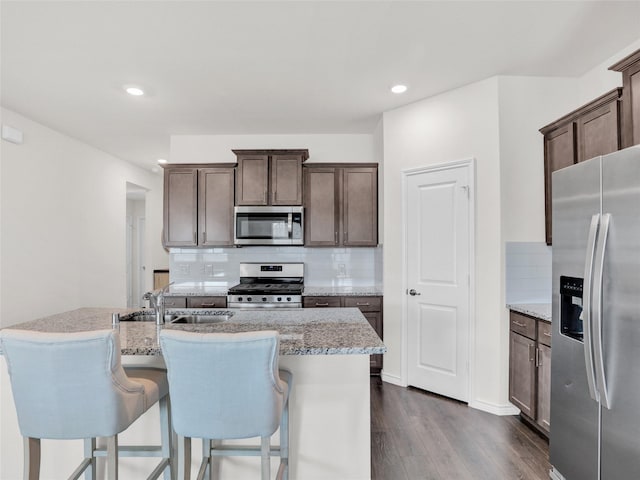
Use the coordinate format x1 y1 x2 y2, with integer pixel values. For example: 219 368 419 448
408 289 421 296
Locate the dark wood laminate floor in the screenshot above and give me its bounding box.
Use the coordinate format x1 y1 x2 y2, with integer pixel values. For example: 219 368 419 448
371 378 550 480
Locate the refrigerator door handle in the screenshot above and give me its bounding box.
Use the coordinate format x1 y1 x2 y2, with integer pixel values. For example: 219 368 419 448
593 213 611 409
582 213 600 402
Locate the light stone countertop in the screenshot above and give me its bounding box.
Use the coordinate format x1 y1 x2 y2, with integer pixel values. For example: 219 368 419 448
507 303 552 322
163 285 384 297
1 307 386 356
164 285 229 297
302 286 383 296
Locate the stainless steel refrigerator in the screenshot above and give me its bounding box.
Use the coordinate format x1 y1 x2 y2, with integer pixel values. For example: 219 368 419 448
550 145 640 480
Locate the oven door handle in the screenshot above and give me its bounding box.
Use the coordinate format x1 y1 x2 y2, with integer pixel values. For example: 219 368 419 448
288 213 293 237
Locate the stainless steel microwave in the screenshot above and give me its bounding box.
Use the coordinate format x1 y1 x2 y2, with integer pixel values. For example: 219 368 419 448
234 206 304 246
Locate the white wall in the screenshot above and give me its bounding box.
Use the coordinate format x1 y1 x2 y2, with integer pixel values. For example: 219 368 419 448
382 77 506 409
577 38 640 106
0 108 168 328
170 133 375 164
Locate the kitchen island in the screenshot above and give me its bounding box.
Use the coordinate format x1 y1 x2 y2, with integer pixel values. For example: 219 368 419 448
0 307 385 480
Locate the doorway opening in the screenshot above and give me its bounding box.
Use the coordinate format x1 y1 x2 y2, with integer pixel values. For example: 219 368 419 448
126 183 147 308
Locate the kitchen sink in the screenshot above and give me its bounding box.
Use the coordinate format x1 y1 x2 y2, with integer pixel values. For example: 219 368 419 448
170 314 232 324
120 311 233 323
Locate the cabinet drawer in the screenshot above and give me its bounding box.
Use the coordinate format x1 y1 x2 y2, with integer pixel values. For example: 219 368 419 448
187 296 227 309
510 312 537 340
162 296 188 308
303 297 341 308
538 321 552 347
343 296 381 312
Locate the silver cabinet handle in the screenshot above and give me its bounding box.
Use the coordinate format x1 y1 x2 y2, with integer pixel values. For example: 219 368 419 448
335 231 338 244
408 289 421 296
593 213 611 409
543 331 552 337
535 347 540 367
200 303 216 307
513 321 527 328
356 302 370 306
315 303 329 307
583 214 600 402
529 344 535 362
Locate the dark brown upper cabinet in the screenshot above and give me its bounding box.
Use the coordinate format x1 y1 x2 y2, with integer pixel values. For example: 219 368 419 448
304 164 378 247
233 149 308 206
540 88 622 245
163 165 235 248
610 48 640 148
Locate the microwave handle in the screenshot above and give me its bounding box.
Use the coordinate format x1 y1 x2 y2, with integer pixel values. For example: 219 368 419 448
288 213 293 236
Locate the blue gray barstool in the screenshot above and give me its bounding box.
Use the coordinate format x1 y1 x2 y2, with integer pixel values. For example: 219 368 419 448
0 329 173 480
159 330 292 480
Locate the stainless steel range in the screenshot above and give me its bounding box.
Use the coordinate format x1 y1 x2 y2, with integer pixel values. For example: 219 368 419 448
227 263 304 308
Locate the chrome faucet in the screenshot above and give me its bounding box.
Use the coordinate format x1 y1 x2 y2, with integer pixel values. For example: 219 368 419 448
143 282 174 325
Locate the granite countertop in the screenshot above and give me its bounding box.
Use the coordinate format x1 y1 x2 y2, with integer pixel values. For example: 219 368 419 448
164 285 229 297
302 286 383 296
2 307 386 356
507 303 552 322
164 285 384 297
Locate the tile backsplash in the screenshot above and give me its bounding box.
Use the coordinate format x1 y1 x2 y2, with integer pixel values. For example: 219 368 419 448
169 246 383 287
505 242 552 304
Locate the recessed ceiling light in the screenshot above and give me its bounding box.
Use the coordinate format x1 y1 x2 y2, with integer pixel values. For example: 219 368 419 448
124 86 144 96
391 84 408 94
157 158 168 164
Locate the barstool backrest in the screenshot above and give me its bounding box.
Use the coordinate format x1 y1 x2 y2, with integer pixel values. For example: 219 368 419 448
0 329 147 439
160 330 286 440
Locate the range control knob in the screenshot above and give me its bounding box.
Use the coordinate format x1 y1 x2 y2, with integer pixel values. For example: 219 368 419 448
277 297 282 302
286 297 291 302
238 297 243 302
247 297 252 302
262 297 267 302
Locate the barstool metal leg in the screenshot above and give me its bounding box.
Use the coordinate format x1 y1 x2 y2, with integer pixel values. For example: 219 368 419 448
261 436 270 480
23 437 40 480
280 402 289 480
106 435 118 480
84 438 96 480
159 396 173 480
176 434 191 480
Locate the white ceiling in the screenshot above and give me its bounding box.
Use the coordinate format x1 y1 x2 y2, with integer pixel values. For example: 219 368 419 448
2 1 640 171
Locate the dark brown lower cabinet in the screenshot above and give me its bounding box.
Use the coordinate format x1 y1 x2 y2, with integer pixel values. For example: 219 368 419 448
304 295 383 374
187 296 228 308
508 310 551 436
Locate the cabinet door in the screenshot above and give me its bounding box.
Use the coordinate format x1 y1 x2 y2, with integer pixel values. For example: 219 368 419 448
343 296 382 313
342 168 378 246
163 168 198 247
536 344 551 433
236 155 269 205
302 296 341 308
162 296 188 308
626 62 640 147
509 331 536 419
578 100 621 163
187 296 228 308
199 168 235 246
363 311 383 371
271 155 303 205
543 123 577 245
304 168 339 246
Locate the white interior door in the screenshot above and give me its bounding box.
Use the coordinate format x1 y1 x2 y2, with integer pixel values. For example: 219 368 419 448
405 162 472 402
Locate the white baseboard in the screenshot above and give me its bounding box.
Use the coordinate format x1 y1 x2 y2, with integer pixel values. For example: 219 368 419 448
549 467 565 480
469 399 520 416
380 371 407 387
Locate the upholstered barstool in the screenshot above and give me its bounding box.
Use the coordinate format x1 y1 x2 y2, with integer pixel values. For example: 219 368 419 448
0 329 173 480
159 330 292 480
